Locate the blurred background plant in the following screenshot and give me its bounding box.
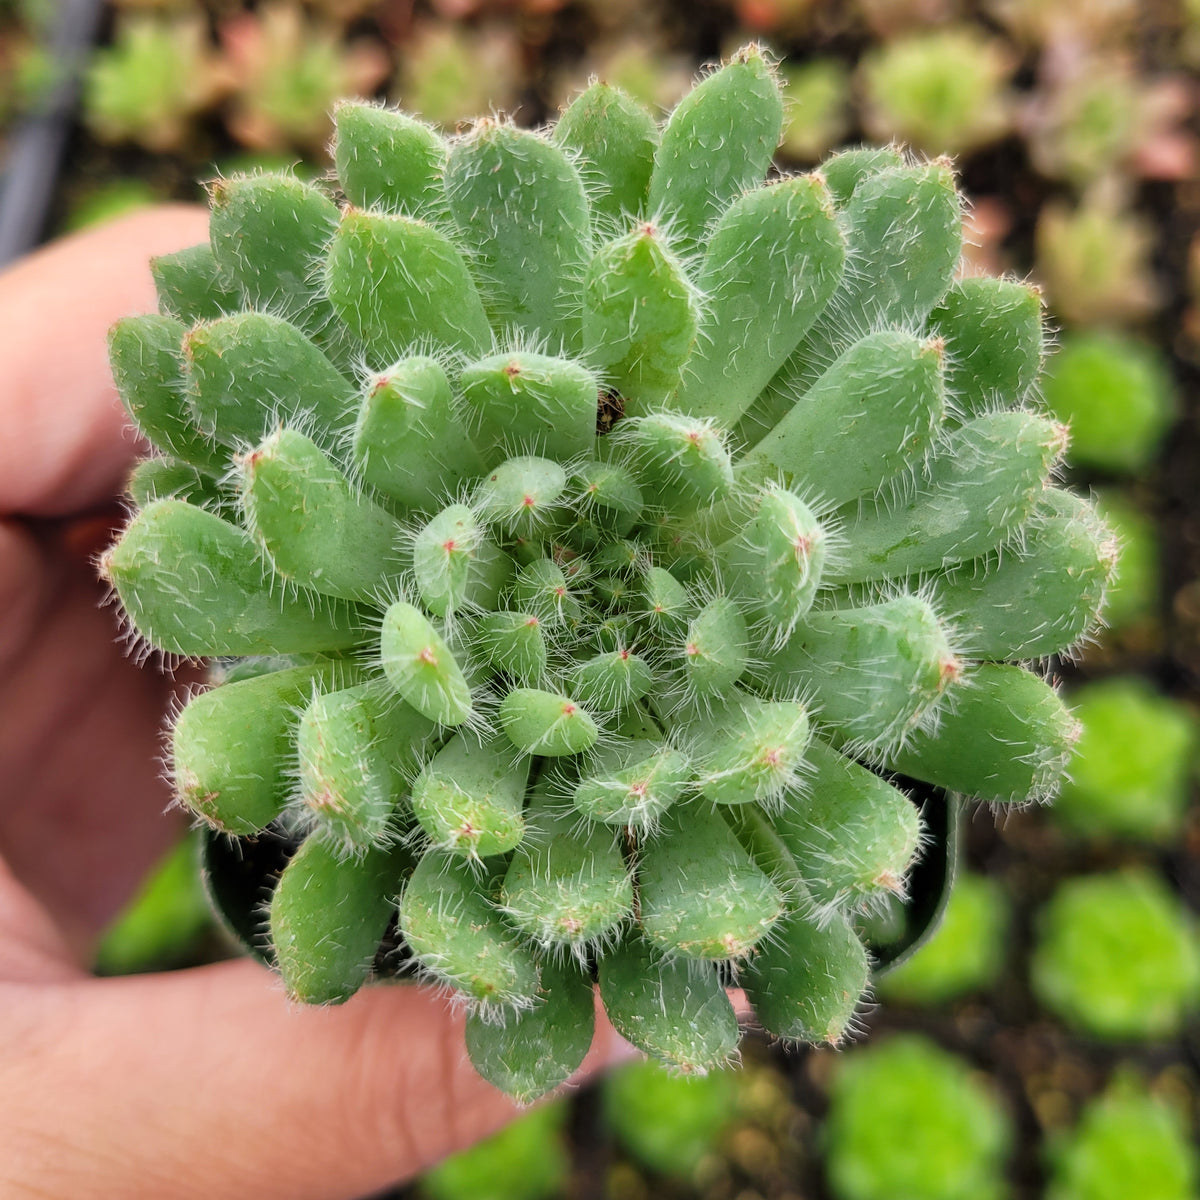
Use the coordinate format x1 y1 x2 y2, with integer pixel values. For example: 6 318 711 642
0 0 60 135
777 56 850 162
93 831 213 975
83 13 229 151
822 1035 1013 1200
419 1105 571 1200
1022 47 1194 191
877 871 1011 1006
856 27 1014 157
601 1061 739 1180
1053 678 1198 844
1034 192 1162 327
1044 1072 1200 1200
393 21 520 127
1090 489 1162 652
1041 331 1177 476
217 3 390 152
2 0 1198 1196
1031 868 1200 1041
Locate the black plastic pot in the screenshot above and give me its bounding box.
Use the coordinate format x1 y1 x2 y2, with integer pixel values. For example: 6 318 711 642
0 0 105 266
868 782 961 974
200 783 962 979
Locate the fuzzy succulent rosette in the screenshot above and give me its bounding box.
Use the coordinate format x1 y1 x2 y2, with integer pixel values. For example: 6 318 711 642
102 47 1111 1101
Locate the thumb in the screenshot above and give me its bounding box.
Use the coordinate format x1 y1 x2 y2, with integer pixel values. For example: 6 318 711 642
3 960 632 1200
0 204 209 518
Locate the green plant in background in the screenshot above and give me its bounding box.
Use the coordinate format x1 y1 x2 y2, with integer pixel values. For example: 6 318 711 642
94 833 213 975
779 58 852 163
878 871 1010 1005
854 0 966 38
857 28 1013 157
394 23 520 129
420 1103 569 1200
1026 55 1136 190
0 34 57 125
103 46 1110 1100
62 179 163 233
728 0 822 36
1024 55 1193 190
1188 0 1200 69
984 0 1139 48
1031 868 1200 1040
0 0 63 128
1046 1072 1199 1200
560 41 693 115
208 151 324 186
1092 490 1160 639
219 3 391 155
824 1034 1013 1200
602 1059 738 1177
1041 331 1176 475
83 14 229 152
1035 195 1159 327
1054 678 1197 844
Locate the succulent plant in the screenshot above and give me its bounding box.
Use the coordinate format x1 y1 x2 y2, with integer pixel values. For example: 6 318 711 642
857 28 1014 158
1026 57 1140 189
1055 678 1197 844
83 14 229 153
984 0 1139 48
94 832 212 976
1035 194 1159 327
823 1034 1012 1200
855 0 965 37
1041 331 1176 475
1025 51 1196 189
1031 868 1200 1040
603 1059 738 1177
1046 1072 1199 1200
559 41 693 116
61 178 161 235
425 0 568 18
730 0 821 35
394 22 520 131
878 870 1009 1005
1188 0 1200 70
420 1102 569 1200
1091 490 1160 640
102 47 1109 1101
779 58 852 163
0 29 59 126
219 3 392 155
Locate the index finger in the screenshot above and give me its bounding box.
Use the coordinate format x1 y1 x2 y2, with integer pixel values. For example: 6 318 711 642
0 205 209 518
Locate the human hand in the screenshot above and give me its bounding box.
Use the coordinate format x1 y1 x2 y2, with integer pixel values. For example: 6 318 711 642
0 209 631 1200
